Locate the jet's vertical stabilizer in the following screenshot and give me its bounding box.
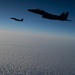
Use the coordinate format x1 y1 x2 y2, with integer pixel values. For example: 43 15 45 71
65 12 69 20
60 12 69 20
21 18 23 21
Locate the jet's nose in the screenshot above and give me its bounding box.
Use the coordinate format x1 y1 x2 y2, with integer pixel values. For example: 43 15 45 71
28 9 37 13
28 9 33 12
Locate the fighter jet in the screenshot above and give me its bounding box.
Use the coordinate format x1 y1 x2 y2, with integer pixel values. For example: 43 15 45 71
28 9 71 21
10 18 23 22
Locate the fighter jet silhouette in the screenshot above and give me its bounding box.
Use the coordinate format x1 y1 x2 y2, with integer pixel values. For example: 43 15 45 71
28 9 71 21
10 18 23 22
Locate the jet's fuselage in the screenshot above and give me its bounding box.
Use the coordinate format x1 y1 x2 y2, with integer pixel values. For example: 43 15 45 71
28 9 71 21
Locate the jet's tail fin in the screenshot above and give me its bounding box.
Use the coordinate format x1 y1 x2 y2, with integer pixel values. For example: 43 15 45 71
60 12 69 20
65 12 69 20
21 18 23 21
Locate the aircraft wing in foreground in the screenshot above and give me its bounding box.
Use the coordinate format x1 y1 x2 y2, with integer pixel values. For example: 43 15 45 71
28 9 71 21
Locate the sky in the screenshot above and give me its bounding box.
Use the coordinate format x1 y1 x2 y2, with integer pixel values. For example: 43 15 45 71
0 0 75 40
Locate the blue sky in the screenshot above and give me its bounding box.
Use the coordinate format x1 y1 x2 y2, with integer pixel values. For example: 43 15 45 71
0 0 75 39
